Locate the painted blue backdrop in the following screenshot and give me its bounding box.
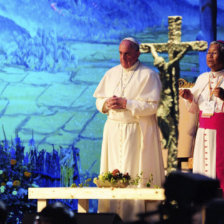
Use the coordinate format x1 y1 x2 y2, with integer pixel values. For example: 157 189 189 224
0 1 223 219
0 0 223 180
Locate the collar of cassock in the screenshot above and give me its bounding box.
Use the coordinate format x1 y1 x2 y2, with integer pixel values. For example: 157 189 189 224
122 60 140 73
211 69 224 77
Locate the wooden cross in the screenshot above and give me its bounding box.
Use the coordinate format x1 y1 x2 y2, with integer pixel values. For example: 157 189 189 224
139 16 208 173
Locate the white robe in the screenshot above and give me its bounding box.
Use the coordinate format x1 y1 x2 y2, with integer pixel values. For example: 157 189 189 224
187 70 224 180
93 62 165 222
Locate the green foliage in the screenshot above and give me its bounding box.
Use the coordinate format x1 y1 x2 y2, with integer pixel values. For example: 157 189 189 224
71 178 92 188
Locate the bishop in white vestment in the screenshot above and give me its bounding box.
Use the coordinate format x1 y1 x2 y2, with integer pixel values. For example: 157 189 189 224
180 40 224 196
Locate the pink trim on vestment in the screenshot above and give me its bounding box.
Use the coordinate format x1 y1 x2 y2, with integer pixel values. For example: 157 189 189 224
199 111 224 196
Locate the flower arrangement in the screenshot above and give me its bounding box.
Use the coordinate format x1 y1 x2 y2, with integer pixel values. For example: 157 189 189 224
93 169 131 188
93 169 155 188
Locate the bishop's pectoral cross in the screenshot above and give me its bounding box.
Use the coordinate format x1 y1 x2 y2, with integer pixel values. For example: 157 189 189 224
140 16 208 173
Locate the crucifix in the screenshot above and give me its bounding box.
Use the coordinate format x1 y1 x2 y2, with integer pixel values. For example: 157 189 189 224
140 16 208 173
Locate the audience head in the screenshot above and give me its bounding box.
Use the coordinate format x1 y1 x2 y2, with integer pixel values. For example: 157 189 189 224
37 202 76 224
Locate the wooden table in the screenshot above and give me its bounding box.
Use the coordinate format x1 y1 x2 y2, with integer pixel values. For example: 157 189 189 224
28 187 165 213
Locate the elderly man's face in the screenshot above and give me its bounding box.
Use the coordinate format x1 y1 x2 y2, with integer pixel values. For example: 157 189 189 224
206 44 224 72
119 40 140 69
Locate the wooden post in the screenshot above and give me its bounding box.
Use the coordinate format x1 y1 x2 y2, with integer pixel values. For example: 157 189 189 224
198 0 217 74
78 199 89 213
37 199 47 212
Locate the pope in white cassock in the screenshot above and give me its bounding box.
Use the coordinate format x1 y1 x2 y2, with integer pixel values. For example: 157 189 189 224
93 37 165 222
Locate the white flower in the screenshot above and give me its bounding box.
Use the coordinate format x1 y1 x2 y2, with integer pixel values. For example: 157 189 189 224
0 186 5 193
12 190 17 196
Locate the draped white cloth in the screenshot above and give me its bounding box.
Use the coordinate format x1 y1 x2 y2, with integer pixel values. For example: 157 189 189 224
93 62 165 222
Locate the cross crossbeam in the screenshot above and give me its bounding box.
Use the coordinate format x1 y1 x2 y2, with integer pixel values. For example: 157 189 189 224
140 41 208 54
140 16 207 57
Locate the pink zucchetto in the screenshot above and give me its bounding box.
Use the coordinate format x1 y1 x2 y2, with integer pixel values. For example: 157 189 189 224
216 40 224 45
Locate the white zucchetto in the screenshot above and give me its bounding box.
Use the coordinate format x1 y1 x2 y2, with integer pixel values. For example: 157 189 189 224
122 37 139 46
